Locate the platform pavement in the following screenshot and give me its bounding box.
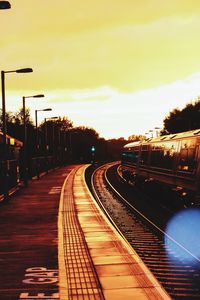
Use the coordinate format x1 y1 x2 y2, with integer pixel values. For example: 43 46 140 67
0 164 171 300
58 164 170 300
0 165 74 300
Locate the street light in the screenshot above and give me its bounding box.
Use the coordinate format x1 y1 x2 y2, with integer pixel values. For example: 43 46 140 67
44 117 58 172
0 1 11 9
149 130 154 138
22 94 44 187
1 67 33 200
35 108 52 178
44 116 58 150
45 117 59 149
34 108 51 179
154 127 161 137
35 108 52 152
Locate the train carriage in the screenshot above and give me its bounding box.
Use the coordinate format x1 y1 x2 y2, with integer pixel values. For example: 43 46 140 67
121 129 200 207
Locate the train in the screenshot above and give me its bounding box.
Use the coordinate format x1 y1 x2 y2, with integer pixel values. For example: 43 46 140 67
120 129 200 207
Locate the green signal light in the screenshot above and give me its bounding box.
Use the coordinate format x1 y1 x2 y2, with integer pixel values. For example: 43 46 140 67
91 146 96 152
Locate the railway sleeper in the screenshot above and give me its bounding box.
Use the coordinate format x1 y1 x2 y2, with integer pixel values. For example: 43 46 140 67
146 262 193 268
156 273 198 280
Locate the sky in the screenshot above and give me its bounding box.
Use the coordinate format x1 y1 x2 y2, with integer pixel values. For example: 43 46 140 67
1 1 200 139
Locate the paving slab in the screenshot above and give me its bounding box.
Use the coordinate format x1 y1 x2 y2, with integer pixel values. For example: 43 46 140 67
0 166 73 300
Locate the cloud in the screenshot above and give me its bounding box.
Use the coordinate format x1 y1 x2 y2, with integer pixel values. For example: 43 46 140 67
2 10 200 93
46 87 116 103
12 70 198 139
3 2 200 139
6 70 200 139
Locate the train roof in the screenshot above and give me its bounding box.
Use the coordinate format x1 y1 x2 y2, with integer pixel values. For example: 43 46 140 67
124 128 200 149
124 141 141 148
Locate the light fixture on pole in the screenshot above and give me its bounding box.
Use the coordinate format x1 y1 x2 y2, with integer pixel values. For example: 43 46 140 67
154 127 161 137
0 1 11 9
149 130 154 138
44 116 58 149
44 117 58 172
35 108 52 152
1 67 33 200
22 94 44 187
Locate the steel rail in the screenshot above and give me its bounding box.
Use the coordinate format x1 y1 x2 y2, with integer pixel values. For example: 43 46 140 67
89 162 200 299
105 164 200 264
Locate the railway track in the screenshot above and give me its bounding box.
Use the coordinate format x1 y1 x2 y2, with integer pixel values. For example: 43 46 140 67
89 162 200 300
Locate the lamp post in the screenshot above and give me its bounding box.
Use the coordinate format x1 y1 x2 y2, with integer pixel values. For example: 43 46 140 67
44 117 58 153
35 108 51 153
0 1 11 9
22 94 44 187
35 108 51 179
149 130 154 138
154 127 161 137
1 67 33 200
44 117 58 170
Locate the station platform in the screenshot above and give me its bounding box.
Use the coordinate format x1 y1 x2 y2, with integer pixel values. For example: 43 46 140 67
0 164 171 300
58 165 170 300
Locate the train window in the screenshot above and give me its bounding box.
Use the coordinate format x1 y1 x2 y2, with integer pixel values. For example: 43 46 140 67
163 142 176 156
178 139 196 173
140 145 149 165
122 151 139 165
141 145 148 151
150 149 166 168
150 142 177 170
10 138 15 145
140 151 148 165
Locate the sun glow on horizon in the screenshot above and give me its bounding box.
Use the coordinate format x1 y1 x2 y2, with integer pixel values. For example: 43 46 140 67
5 70 200 140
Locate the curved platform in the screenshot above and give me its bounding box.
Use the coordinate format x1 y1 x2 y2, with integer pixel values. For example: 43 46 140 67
58 164 171 300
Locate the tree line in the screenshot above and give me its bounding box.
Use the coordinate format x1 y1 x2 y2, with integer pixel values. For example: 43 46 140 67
0 107 127 163
161 98 200 135
2 96 199 163
128 98 200 140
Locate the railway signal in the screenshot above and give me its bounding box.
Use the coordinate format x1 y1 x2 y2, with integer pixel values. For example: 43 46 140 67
91 145 96 152
91 145 96 163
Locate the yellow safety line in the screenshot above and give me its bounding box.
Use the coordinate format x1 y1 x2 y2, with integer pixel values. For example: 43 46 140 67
58 168 76 300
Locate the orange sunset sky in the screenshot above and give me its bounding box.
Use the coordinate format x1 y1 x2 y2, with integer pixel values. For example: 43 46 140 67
1 1 200 139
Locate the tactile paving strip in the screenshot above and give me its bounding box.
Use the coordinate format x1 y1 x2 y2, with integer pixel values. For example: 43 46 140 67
59 166 171 300
61 169 105 300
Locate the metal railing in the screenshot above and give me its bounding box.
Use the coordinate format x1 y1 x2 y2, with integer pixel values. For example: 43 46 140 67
0 155 60 198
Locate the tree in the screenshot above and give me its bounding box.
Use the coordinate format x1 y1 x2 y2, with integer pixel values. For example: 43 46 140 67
0 108 34 142
14 107 34 126
105 138 128 161
128 134 146 141
162 99 200 134
38 116 73 157
68 126 99 162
